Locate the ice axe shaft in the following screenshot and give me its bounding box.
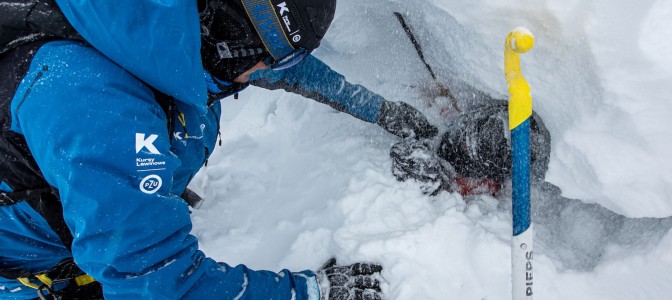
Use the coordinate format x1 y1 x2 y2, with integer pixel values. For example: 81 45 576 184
394 12 460 112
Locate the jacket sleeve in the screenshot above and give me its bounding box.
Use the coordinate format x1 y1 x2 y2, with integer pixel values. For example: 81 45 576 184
250 54 385 123
12 41 318 299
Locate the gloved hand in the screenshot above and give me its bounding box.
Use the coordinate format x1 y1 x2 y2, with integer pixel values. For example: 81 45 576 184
315 259 383 300
376 101 438 139
390 138 453 195
391 138 502 197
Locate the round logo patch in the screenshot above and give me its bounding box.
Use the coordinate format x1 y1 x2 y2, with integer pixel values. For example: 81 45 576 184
139 174 163 194
292 35 302 43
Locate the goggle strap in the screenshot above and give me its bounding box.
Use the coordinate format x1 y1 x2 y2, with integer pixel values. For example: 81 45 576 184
240 0 295 60
271 49 309 71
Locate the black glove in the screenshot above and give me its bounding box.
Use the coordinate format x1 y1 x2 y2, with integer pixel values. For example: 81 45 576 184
376 101 438 139
316 258 383 300
390 138 453 195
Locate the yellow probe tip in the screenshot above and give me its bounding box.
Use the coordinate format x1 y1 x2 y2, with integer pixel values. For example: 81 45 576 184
509 27 535 53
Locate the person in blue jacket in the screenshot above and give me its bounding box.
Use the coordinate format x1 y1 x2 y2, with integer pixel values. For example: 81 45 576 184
0 0 437 299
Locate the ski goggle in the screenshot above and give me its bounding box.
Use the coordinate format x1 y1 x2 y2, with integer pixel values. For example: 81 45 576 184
266 49 310 71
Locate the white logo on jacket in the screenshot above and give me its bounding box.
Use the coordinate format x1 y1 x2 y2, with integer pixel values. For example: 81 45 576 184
139 174 162 194
136 133 160 154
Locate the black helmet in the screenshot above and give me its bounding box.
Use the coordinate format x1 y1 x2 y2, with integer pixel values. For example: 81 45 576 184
437 101 551 181
200 0 267 82
199 0 336 82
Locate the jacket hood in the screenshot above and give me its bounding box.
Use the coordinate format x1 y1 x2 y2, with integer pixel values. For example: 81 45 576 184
55 0 208 114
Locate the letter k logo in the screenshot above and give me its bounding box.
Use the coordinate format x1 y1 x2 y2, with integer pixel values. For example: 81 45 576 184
276 2 289 16
136 133 160 154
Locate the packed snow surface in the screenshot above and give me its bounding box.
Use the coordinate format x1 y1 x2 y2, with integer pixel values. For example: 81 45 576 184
190 0 672 299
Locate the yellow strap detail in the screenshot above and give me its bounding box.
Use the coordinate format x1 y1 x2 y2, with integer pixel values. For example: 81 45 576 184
177 112 187 127
504 28 535 129
177 112 189 138
18 273 94 289
35 274 52 288
17 277 41 289
17 274 53 289
74 274 96 286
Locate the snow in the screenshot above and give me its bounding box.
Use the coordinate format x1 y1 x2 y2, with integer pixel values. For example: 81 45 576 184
189 0 672 299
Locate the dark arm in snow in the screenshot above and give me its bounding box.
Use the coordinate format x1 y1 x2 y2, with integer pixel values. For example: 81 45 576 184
532 181 672 270
249 54 385 123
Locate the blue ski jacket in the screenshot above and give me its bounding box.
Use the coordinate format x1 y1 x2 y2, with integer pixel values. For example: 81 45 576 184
0 0 384 298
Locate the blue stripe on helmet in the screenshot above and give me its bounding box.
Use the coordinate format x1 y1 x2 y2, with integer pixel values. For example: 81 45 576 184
241 0 295 60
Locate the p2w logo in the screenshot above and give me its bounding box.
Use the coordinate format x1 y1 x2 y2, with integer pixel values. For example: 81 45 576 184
136 133 160 154
139 174 162 194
